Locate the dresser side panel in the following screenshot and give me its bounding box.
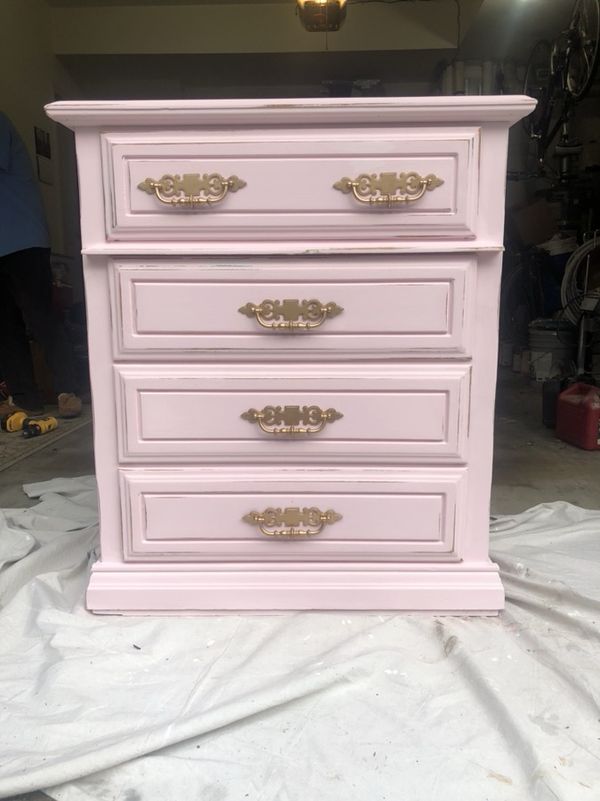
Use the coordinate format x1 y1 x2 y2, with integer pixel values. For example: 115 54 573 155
461 250 503 561
73 130 109 251
82 255 123 563
476 125 511 245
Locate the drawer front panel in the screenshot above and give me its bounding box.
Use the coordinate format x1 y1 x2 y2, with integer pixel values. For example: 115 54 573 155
112 257 474 358
103 129 479 241
120 468 467 561
115 364 470 463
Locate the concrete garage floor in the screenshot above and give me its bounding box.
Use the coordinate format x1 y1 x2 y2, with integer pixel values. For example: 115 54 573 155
0 414 95 508
0 367 598 513
492 368 600 513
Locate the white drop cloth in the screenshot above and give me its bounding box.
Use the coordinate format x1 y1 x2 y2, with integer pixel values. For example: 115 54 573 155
0 477 599 801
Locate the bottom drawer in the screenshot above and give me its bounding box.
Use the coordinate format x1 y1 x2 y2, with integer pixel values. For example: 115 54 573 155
120 468 467 562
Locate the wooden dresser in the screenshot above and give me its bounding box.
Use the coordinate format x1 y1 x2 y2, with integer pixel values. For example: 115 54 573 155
46 97 534 614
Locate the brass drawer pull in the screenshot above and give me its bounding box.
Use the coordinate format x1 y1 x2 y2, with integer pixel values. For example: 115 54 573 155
238 298 343 331
242 506 342 538
333 171 443 208
241 404 343 436
138 172 246 208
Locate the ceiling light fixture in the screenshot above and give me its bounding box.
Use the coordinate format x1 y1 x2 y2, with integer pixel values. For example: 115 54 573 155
297 0 348 32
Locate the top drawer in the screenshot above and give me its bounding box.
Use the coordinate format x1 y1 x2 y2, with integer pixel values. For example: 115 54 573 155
102 127 480 242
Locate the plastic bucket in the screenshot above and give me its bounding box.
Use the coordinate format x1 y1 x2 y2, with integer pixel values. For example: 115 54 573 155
528 320 576 381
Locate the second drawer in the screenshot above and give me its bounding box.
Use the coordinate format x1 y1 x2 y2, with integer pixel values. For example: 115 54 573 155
110 256 475 360
115 363 471 463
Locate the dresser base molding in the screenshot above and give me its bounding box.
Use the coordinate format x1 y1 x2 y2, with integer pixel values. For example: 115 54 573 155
86 564 504 614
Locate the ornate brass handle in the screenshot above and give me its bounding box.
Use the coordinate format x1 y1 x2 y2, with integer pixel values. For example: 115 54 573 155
241 404 343 436
242 506 342 538
137 172 246 208
238 298 343 331
333 171 444 208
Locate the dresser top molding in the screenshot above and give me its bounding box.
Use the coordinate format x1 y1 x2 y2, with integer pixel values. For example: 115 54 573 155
45 95 536 129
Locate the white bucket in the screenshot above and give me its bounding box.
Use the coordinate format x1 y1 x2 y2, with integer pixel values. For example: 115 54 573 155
528 320 576 381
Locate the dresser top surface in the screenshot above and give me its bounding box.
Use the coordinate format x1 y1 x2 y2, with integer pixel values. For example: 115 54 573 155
46 95 536 129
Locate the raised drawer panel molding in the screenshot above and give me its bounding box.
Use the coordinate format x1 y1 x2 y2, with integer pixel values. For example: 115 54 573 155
111 257 475 359
102 130 479 241
114 364 471 463
119 468 467 561
46 96 535 613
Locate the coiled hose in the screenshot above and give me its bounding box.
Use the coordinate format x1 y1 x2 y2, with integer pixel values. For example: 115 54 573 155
560 238 600 325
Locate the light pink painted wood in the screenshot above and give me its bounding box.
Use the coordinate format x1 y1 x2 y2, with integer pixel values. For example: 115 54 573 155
85 241 509 256
86 564 504 613
46 96 535 127
460 250 506 563
44 96 536 614
114 363 470 463
47 96 536 254
111 256 474 359
119 467 466 561
102 129 478 241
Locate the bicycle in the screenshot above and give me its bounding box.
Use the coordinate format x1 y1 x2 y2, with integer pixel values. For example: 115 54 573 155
522 0 599 170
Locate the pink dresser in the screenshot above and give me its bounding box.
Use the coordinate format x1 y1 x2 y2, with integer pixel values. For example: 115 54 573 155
46 97 535 614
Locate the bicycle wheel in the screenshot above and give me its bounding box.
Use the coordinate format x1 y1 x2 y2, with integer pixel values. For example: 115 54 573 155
566 0 600 99
522 39 553 139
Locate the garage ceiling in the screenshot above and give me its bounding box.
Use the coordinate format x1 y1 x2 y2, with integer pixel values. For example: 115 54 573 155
47 0 575 58
47 0 304 4
47 1 484 57
46 0 580 99
44 0 437 5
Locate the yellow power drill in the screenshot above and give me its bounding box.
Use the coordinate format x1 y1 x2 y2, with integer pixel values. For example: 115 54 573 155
0 411 58 437
0 411 28 433
22 416 58 438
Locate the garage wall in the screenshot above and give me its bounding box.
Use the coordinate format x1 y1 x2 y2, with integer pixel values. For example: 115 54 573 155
0 0 80 260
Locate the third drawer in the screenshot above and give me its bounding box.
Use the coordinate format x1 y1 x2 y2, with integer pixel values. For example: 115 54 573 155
115 363 471 463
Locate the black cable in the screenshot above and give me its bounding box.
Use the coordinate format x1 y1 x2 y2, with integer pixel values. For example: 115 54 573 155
454 0 461 52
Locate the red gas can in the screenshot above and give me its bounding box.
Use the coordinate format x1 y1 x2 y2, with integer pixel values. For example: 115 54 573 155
556 382 600 450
